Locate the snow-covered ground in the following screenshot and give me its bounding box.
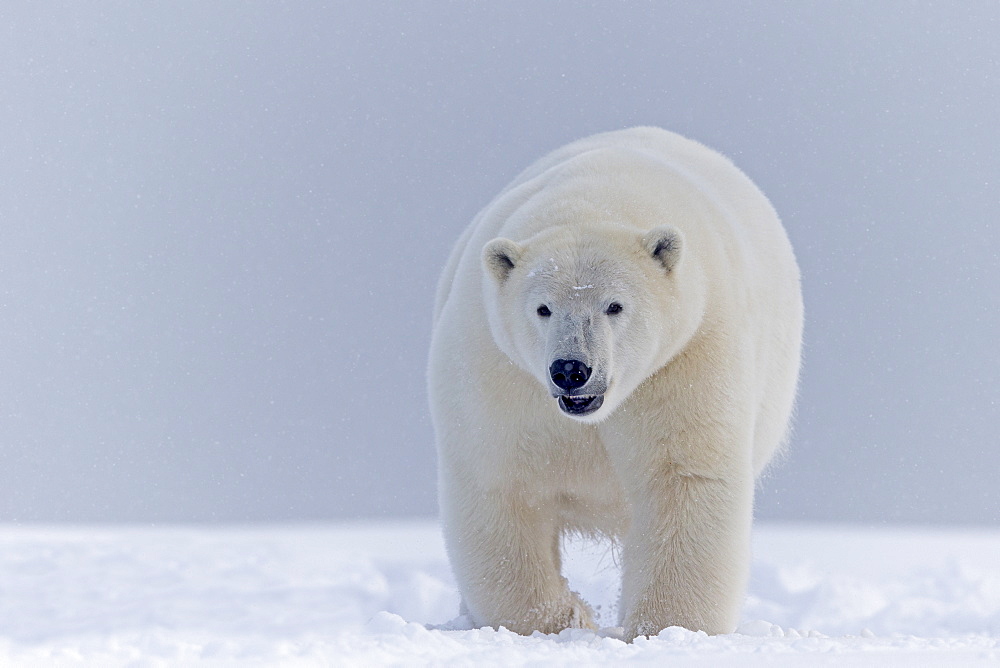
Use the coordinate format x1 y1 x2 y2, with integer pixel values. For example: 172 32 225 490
1 521 998 666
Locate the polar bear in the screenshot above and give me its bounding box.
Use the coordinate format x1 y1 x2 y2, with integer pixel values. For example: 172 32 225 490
428 127 802 641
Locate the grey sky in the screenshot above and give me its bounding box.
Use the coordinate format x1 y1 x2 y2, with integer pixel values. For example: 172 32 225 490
1 2 998 523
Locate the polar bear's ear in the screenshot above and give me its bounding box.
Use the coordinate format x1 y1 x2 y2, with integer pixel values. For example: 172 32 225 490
642 226 683 274
482 238 524 284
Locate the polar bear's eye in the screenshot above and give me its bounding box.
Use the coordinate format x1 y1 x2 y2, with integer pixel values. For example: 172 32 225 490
606 302 623 315
537 305 552 317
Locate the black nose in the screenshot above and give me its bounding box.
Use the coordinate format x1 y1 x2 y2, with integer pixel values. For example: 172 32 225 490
549 359 591 392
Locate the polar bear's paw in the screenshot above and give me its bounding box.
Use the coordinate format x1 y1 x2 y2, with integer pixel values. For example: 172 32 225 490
497 590 596 636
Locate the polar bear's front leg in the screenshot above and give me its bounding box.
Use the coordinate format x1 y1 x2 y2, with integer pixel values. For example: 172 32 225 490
617 467 754 640
441 485 595 635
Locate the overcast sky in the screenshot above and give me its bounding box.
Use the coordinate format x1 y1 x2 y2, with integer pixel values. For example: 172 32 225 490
1 2 998 524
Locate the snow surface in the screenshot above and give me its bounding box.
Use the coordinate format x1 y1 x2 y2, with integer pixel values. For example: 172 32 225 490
2 521 999 666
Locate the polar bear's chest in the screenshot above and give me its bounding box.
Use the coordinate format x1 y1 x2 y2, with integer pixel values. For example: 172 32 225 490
517 432 629 536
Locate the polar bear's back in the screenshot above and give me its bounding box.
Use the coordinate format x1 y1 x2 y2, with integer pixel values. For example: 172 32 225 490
502 127 775 229
436 128 755 319
473 127 792 265
436 127 797 325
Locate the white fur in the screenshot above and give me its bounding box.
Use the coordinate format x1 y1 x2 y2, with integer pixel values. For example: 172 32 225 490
428 127 803 641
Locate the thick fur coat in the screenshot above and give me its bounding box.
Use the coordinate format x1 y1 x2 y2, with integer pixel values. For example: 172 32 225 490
428 127 803 641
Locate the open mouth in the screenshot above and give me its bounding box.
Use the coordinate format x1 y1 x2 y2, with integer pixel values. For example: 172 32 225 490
557 394 604 416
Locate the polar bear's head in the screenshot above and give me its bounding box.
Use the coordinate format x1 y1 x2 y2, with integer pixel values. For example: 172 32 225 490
482 224 695 423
